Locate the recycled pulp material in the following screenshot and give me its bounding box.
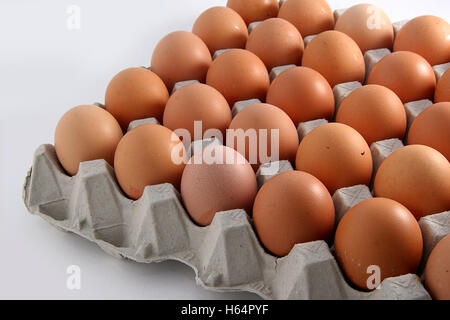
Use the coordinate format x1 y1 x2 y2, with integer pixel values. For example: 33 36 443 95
24 142 438 300
24 59 449 301
297 119 328 141
127 117 160 132
24 71 448 301
303 35 316 47
433 62 450 80
364 48 391 83
23 106 447 300
248 21 262 34
269 65 296 82
171 80 200 94
404 100 433 130
212 49 230 60
232 99 262 117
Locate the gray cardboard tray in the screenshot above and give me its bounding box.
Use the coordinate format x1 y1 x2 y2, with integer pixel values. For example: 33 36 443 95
23 141 449 300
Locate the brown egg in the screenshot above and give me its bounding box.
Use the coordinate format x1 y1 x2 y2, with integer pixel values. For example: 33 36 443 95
105 68 169 131
425 235 450 300
227 0 279 25
336 85 407 146
335 198 423 291
114 124 186 199
374 145 450 220
246 18 304 71
278 0 334 37
253 171 335 257
408 102 450 161
367 51 436 103
55 105 123 176
335 4 394 53
181 145 258 226
302 31 365 88
296 123 373 195
435 69 450 103
206 49 270 105
227 103 299 170
151 31 212 91
192 6 248 55
266 66 335 126
163 83 231 141
394 15 450 66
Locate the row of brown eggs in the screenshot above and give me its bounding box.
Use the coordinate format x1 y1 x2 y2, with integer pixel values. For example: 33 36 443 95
52 0 450 298
148 1 449 97
148 24 445 107
103 63 450 162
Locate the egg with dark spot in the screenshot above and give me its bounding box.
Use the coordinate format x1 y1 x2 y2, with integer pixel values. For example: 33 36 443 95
296 123 373 194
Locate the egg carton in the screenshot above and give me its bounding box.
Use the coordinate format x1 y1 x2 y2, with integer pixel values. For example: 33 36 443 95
34 45 444 300
25 126 448 300
25 10 449 300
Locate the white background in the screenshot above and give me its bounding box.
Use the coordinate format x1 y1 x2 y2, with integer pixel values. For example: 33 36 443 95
1 0 449 300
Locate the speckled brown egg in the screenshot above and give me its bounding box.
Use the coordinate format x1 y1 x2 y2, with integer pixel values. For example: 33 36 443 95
335 198 423 291
181 145 258 226
193 6 248 55
55 105 123 176
151 31 212 91
336 85 407 146
394 15 450 66
373 145 450 220
114 124 187 199
163 83 232 140
367 51 436 103
278 0 334 37
425 235 450 300
408 102 450 161
296 123 373 195
105 67 169 131
253 171 335 257
266 66 335 126
227 0 279 25
227 103 299 170
435 69 450 103
302 31 365 88
206 49 270 105
335 4 394 53
246 18 304 71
